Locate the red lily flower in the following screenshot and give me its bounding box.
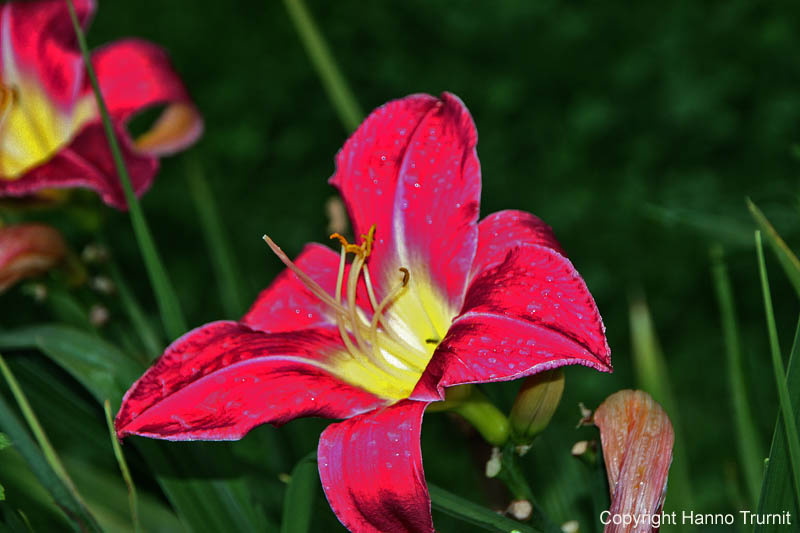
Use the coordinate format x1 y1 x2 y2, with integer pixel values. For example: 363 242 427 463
115 93 612 532
0 0 202 209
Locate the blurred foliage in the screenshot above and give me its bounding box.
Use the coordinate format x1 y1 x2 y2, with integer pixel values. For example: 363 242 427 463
4 0 800 531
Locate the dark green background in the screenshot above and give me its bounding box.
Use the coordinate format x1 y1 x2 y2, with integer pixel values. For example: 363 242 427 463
5 1 800 531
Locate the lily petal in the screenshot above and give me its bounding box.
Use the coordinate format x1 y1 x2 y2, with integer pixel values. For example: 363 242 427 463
330 93 480 337
91 39 203 154
115 321 387 441
243 243 371 333
413 243 610 399
471 209 565 276
6 121 158 209
318 400 433 533
412 311 610 400
1 0 94 108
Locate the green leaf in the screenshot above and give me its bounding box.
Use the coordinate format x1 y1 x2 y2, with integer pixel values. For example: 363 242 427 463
755 230 800 514
748 198 800 300
104 400 140 533
628 293 693 511
757 315 800 530
280 452 317 533
66 0 187 340
0 325 273 533
0 367 101 532
710 245 766 505
0 324 141 406
429 483 539 533
0 432 10 450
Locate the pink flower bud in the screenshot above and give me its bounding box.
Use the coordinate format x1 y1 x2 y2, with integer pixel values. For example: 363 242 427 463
594 390 674 533
0 223 67 292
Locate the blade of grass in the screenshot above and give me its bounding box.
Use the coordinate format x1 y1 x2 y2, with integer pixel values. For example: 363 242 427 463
748 198 800 300
66 0 186 340
710 245 765 504
0 354 101 532
756 314 800 530
628 293 693 511
755 230 800 510
280 452 317 533
283 0 364 132
106 260 163 361
185 160 248 319
428 483 539 533
103 400 139 533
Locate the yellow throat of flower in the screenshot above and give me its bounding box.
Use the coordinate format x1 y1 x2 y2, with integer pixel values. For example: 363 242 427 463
263 225 443 401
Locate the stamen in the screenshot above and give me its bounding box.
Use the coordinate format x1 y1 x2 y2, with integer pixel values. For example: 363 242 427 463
262 235 345 314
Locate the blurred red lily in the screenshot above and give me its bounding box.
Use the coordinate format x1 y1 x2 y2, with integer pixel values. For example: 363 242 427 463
116 93 612 532
594 390 674 533
0 0 202 209
0 223 66 292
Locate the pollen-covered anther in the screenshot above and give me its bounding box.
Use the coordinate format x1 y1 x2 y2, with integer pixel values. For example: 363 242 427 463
264 224 429 397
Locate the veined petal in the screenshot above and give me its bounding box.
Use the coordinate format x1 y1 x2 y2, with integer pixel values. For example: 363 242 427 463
330 93 480 343
2 121 158 210
91 39 203 154
594 390 674 532
115 321 388 441
411 312 610 400
471 209 565 276
243 243 371 333
318 400 433 533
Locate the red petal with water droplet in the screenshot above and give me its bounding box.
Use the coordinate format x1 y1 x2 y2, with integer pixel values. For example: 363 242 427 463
412 242 610 399
330 93 480 313
318 400 433 533
471 209 565 276
115 321 386 440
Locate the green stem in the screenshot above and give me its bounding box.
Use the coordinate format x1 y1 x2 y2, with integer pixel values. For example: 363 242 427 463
755 230 800 509
451 387 510 447
66 0 187 340
428 483 539 533
710 245 765 505
498 443 561 533
104 400 140 533
282 0 364 132
185 160 248 319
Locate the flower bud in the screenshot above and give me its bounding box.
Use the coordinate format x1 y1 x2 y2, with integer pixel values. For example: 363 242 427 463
593 390 674 533
0 224 67 292
509 368 565 443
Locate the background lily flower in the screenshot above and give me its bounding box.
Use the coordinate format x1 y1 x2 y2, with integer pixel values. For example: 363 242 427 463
0 222 67 292
115 93 612 532
594 390 674 533
0 0 202 209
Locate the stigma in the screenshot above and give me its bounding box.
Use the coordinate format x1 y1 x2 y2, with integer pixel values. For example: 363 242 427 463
263 225 433 398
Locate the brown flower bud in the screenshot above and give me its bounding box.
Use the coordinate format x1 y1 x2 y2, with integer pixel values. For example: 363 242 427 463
509 368 565 443
0 224 67 293
593 390 674 533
